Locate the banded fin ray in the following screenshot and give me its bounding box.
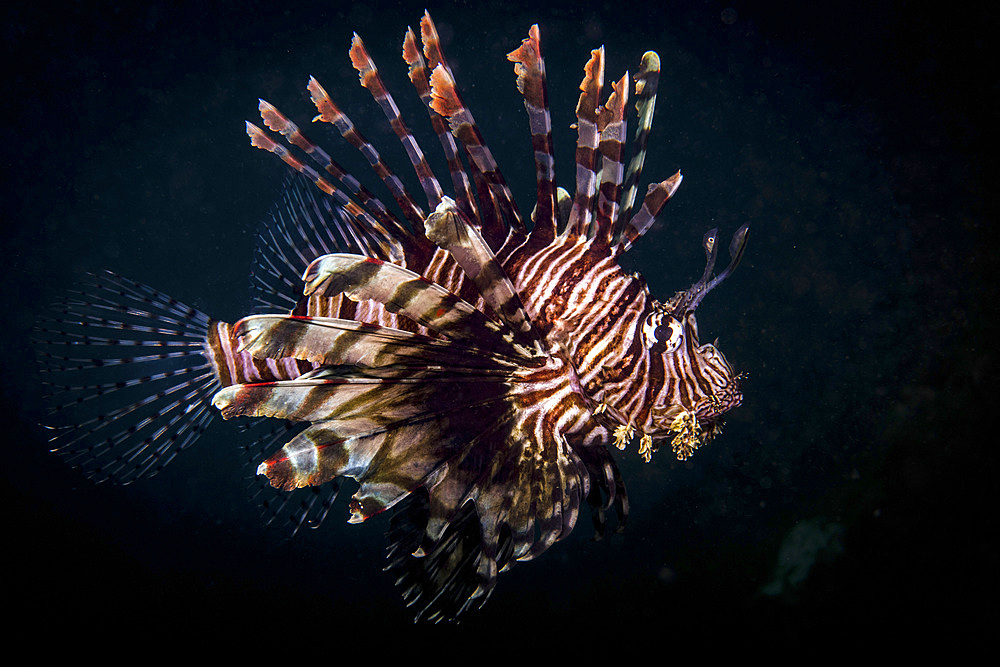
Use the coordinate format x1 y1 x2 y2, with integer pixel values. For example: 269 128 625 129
615 171 683 254
402 26 480 226
350 33 445 209
566 47 604 238
307 76 430 233
616 51 661 240
593 72 629 245
422 12 525 236
507 24 558 242
33 271 219 483
413 13 506 249
424 197 544 352
234 314 522 369
302 253 535 358
254 98 412 247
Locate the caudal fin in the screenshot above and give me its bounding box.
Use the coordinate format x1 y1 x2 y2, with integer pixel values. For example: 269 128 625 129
33 271 219 484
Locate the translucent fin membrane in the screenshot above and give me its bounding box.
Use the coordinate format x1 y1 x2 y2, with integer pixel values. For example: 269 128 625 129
385 490 513 623
33 271 218 484
250 175 362 315
574 433 629 538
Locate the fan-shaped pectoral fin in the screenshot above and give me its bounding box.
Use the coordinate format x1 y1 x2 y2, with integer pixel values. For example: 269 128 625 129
233 314 518 369
301 253 534 359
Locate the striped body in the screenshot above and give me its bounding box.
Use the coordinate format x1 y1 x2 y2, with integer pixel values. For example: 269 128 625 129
203 320 316 385
219 14 748 607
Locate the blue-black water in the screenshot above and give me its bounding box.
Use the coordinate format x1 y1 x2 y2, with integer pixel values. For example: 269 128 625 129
3 0 994 651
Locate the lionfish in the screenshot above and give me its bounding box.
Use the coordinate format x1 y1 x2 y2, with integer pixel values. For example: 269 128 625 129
35 12 748 621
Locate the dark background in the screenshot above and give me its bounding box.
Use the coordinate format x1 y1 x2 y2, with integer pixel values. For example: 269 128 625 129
2 0 995 653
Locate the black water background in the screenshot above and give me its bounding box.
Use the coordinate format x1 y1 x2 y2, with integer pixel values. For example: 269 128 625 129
2 0 995 652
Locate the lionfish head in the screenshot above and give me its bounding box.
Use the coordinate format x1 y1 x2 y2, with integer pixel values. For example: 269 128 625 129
641 224 749 460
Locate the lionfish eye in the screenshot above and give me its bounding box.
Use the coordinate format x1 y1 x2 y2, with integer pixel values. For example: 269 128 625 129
643 312 684 352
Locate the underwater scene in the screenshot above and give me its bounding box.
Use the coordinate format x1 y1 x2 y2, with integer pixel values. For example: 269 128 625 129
3 0 994 651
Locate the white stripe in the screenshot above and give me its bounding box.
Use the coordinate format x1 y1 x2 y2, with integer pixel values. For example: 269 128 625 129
217 321 238 385
284 438 319 478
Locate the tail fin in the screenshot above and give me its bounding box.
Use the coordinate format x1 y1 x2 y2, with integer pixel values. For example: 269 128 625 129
33 271 219 484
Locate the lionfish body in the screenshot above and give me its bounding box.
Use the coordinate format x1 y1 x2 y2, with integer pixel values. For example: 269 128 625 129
35 13 748 621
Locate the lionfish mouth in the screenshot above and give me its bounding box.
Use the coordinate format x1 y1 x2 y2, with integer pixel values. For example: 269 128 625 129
645 375 743 460
696 375 744 421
